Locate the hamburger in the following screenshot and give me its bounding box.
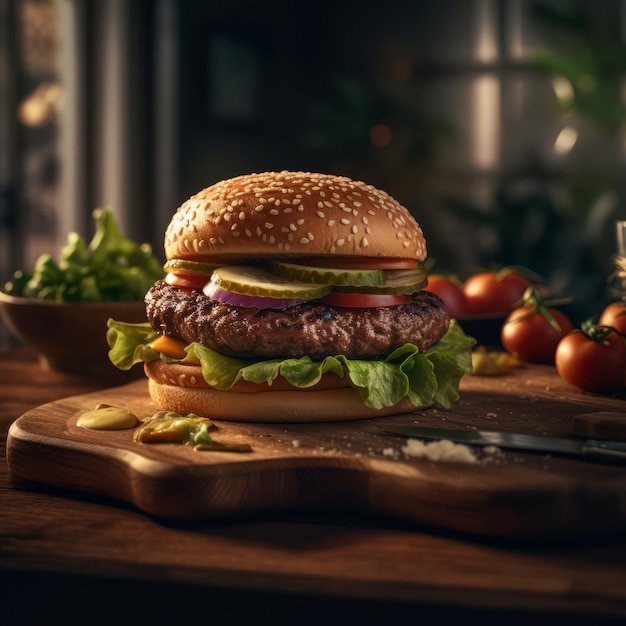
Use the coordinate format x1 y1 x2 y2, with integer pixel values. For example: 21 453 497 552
107 171 474 422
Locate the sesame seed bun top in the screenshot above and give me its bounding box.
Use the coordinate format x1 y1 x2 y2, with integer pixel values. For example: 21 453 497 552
164 171 427 263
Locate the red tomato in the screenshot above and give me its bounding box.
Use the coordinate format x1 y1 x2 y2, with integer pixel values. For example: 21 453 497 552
555 327 626 392
599 302 626 334
463 269 532 315
294 256 418 270
501 305 572 364
423 274 470 318
317 292 413 308
164 272 209 290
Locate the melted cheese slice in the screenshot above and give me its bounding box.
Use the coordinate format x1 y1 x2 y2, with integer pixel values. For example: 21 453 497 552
150 335 188 359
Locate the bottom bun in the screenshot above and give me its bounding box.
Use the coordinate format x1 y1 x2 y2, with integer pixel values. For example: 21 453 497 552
144 362 423 423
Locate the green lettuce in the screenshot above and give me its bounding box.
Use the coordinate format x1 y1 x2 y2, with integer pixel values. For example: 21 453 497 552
106 318 475 410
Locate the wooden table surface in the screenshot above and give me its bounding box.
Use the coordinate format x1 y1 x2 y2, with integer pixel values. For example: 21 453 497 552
2 347 626 625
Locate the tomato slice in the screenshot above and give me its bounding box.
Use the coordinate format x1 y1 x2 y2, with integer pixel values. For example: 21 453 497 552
317 291 413 308
164 272 209 290
293 256 419 270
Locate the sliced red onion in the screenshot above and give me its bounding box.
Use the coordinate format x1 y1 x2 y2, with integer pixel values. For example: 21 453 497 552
203 282 307 309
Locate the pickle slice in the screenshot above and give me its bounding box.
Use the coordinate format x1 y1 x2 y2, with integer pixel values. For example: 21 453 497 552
211 266 332 299
334 268 428 295
269 260 385 287
164 259 222 276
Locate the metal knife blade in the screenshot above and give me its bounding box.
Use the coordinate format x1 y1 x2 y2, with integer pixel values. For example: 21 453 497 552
378 425 626 463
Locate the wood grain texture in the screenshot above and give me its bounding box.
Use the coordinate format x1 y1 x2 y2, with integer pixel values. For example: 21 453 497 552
7 365 626 538
4 348 626 621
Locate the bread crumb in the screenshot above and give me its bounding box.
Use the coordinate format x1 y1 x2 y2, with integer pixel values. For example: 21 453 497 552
401 438 478 464
292 440 301 448
483 445 502 456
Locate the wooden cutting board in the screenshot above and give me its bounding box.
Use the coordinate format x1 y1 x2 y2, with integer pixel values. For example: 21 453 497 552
7 364 626 539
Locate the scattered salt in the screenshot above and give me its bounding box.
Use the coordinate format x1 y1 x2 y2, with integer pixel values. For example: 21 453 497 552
401 438 478 464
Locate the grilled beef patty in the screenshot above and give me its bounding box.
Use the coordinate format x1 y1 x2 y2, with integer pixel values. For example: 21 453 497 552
145 280 450 361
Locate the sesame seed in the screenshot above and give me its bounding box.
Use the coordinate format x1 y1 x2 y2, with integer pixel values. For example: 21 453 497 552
340 218 350 225
300 237 310 244
265 222 274 229
361 237 368 247
239 212 246 220
336 238 345 247
316 211 325 218
328 220 335 227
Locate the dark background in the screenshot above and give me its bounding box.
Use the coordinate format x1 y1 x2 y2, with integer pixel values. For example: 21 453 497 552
2 0 626 346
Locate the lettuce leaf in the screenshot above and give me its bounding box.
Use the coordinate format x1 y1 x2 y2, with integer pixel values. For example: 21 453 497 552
106 318 475 410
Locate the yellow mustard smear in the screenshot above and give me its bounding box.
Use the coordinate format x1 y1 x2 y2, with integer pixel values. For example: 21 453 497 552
77 402 140 430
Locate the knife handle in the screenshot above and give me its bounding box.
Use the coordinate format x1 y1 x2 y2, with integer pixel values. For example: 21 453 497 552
572 412 626 442
582 439 626 462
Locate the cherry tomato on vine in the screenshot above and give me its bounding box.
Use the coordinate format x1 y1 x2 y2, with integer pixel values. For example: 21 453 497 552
555 324 626 393
598 302 626 335
424 274 470 318
463 269 533 315
501 304 572 364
